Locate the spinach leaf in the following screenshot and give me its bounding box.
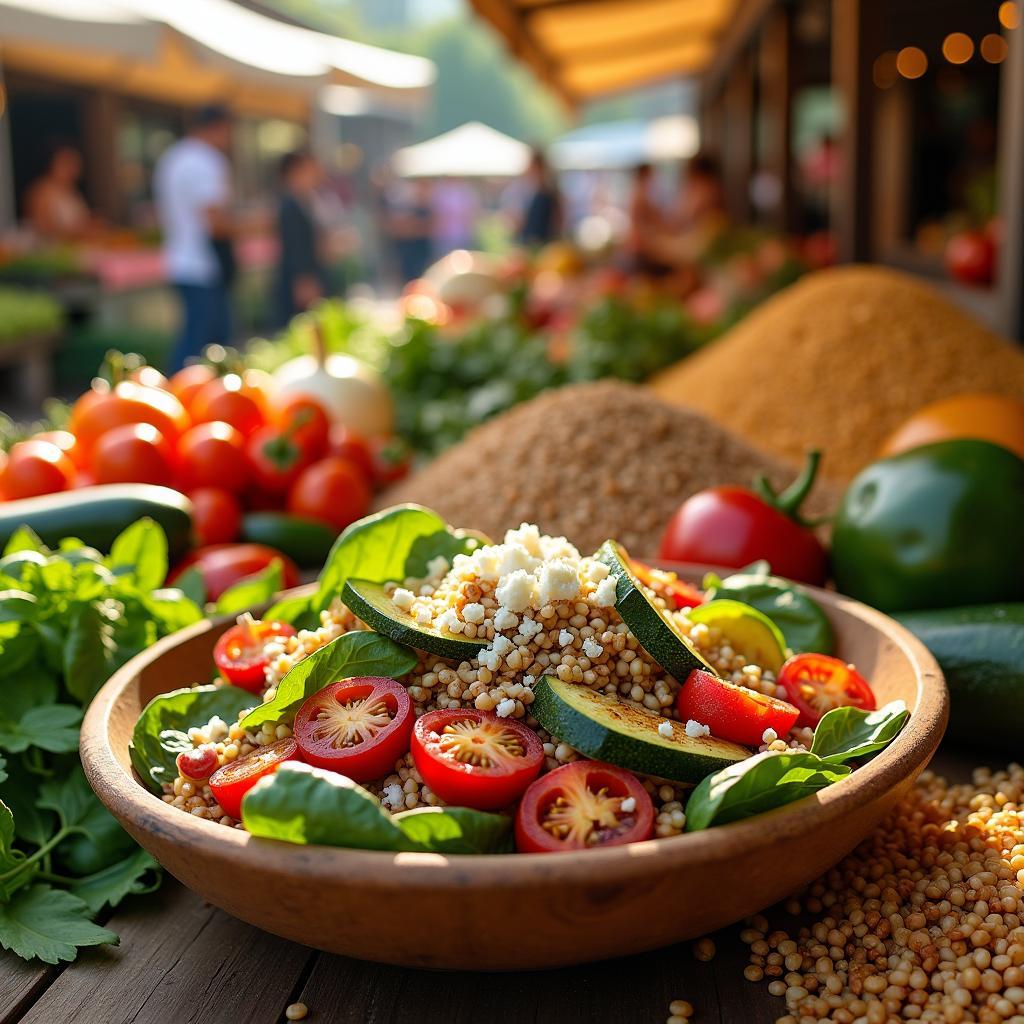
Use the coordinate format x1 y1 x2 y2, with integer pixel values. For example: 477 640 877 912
242 762 415 851
263 590 319 632
214 559 283 616
685 751 851 831
129 684 256 794
241 630 417 731
703 569 834 655
394 806 513 854
107 519 167 592
810 700 909 765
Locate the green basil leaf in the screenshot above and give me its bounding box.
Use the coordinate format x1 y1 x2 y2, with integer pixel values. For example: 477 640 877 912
214 559 283 616
242 762 416 851
0 885 119 964
0 796 23 888
241 630 417 731
703 571 834 655
810 700 909 765
69 848 161 914
129 684 256 794
141 589 204 634
0 754 6 785
107 519 168 592
3 526 46 557
685 751 851 831
38 768 103 835
55 793 137 876
63 602 117 705
0 590 40 624
174 566 207 608
394 806 513 854
0 704 82 754
1 756 55 846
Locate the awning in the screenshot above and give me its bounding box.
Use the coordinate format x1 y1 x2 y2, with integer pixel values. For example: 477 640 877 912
393 122 532 178
551 115 700 170
468 0 736 105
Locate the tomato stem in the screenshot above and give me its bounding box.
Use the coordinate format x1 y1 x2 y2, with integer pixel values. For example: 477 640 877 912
754 450 829 527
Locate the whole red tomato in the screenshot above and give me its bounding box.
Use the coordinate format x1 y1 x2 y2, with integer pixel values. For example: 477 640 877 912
191 373 266 436
370 436 412 487
168 363 218 413
69 381 189 455
945 230 996 286
245 425 311 497
177 421 250 494
190 488 243 546
329 424 374 483
91 423 176 486
33 430 86 470
168 543 300 601
0 440 75 499
274 394 329 460
658 451 828 586
288 457 371 532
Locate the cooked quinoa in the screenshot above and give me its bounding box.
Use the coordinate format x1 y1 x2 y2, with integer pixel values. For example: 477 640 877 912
164 524 785 835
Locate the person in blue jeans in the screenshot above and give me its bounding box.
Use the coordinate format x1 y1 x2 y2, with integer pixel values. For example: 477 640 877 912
154 105 236 370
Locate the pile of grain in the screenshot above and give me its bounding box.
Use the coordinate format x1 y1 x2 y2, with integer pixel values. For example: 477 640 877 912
650 266 1024 481
383 380 838 555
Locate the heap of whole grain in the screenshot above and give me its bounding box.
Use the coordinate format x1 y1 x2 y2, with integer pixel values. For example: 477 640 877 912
384 380 838 555
650 266 1024 481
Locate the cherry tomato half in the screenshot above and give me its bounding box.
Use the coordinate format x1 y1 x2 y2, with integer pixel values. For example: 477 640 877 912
168 543 300 601
213 617 297 692
411 709 544 811
209 737 300 820
293 677 413 782
676 669 798 747
515 761 654 853
176 745 220 783
631 560 704 610
777 653 876 728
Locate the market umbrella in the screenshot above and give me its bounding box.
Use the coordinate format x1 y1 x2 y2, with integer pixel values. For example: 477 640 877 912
393 122 532 178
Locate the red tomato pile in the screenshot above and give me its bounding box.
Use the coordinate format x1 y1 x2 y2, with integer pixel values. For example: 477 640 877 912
0 365 411 547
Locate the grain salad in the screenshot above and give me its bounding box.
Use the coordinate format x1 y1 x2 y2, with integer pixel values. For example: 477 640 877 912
130 504 903 859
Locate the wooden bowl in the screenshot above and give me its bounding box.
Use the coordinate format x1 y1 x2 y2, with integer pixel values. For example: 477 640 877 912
81 573 948 970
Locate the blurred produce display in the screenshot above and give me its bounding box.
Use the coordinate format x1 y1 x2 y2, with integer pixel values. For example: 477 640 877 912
650 266 1024 481
0 287 63 344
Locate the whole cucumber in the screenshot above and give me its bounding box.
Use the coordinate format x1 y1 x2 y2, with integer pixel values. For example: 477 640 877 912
895 605 1024 749
0 484 193 560
241 512 336 569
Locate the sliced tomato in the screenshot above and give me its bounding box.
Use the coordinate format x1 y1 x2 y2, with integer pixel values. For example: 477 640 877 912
515 761 654 853
777 653 876 728
176 745 220 783
293 677 413 782
630 559 704 610
676 669 798 746
411 709 544 811
213 617 297 693
209 737 300 819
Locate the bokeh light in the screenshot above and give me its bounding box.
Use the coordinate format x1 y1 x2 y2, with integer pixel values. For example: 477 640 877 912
873 51 899 89
999 2 1020 30
896 47 928 79
942 33 974 64
981 33 1009 62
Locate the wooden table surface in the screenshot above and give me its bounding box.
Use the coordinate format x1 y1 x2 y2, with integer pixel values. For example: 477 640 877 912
0 748 985 1024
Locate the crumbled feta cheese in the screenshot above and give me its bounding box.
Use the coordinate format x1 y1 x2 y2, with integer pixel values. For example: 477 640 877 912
538 535 581 562
426 555 450 579
479 648 501 672
493 607 519 631
461 602 485 624
383 783 403 808
518 616 543 639
495 543 539 578
494 569 536 612
761 727 778 744
585 559 610 583
491 635 514 658
593 576 618 607
504 523 543 557
392 588 415 611
558 629 575 648
685 719 711 738
414 604 433 625
523 675 536 687
538 559 581 605
495 698 516 718
619 796 637 813
435 608 460 633
657 720 674 738
582 637 604 659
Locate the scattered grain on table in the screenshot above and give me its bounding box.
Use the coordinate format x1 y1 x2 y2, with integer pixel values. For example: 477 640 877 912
649 266 1024 481
383 380 838 556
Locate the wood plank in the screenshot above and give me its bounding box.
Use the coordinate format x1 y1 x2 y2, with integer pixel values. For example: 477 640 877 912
0 956 58 1024
17 882 313 1024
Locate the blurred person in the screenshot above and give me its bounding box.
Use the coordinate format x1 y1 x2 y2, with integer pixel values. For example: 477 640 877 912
676 154 726 233
24 141 94 242
154 104 235 370
432 176 478 257
517 149 561 247
273 149 328 327
627 162 672 276
384 177 433 283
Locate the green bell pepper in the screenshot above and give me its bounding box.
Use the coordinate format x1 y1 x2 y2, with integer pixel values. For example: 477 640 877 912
831 439 1024 612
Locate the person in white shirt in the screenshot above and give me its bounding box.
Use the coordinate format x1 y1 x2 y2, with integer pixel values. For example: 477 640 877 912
154 105 235 370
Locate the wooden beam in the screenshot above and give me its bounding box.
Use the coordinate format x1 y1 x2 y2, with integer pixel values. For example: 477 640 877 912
722 46 754 223
830 0 880 263
996 21 1024 340
702 0 776 102
757 3 794 232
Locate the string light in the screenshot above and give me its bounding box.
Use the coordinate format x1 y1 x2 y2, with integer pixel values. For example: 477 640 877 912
980 33 1009 62
872 51 899 89
942 32 974 64
896 46 928 79
999 2 1020 30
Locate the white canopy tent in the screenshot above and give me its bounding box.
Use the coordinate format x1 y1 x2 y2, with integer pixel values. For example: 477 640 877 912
393 122 532 178
550 116 700 171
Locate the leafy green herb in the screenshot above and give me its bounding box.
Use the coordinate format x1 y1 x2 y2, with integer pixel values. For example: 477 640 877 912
129 684 256 794
242 763 512 855
810 701 909 765
240 630 417 731
685 752 851 831
0 885 119 964
214 559 283 615
69 848 161 914
107 519 167 592
703 568 834 655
